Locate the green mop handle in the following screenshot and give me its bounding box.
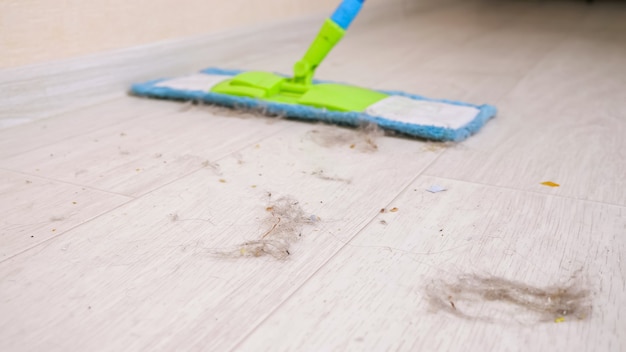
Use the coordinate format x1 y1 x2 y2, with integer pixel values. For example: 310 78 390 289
292 0 365 86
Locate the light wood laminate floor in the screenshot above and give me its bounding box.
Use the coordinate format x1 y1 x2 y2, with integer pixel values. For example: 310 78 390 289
1 1 625 351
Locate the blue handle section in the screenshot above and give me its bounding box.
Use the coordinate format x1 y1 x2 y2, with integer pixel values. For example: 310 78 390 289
330 0 364 30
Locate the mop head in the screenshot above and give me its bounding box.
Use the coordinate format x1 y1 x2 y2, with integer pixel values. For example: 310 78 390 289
130 67 497 142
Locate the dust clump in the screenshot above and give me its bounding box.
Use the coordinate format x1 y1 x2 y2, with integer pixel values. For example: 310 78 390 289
211 196 317 260
307 122 383 152
425 273 591 324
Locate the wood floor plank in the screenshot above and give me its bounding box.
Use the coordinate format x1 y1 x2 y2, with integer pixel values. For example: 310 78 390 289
424 34 626 205
236 175 625 352
420 26 567 76
0 97 181 160
0 169 131 260
0 122 443 352
0 98 293 197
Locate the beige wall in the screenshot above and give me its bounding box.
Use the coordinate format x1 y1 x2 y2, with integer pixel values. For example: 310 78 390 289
0 0 402 69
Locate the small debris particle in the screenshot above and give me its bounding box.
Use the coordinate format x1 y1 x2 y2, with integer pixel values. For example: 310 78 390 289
50 216 65 222
554 316 565 323
390 207 399 212
168 213 179 222
266 206 274 212
30 235 34 238
449 296 456 310
310 214 320 222
541 181 560 187
72 201 77 205
25 180 32 184
51 229 56 232
380 220 387 225
349 144 356 149
120 132 127 137
251 185 257 188
219 179 226 183
255 144 260 149
136 168 141 172
426 185 447 193
380 208 386 213
88 306 92 310
154 153 163 158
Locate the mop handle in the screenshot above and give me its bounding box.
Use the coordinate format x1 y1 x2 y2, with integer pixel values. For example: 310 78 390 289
291 0 365 85
330 0 365 29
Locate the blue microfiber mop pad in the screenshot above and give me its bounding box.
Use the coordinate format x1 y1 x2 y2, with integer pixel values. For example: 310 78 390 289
130 67 497 142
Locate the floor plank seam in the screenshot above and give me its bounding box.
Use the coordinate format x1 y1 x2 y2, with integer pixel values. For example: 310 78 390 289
0 195 138 264
0 166 136 199
420 173 626 209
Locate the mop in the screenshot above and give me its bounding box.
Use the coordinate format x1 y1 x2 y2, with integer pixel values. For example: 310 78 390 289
130 0 497 141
